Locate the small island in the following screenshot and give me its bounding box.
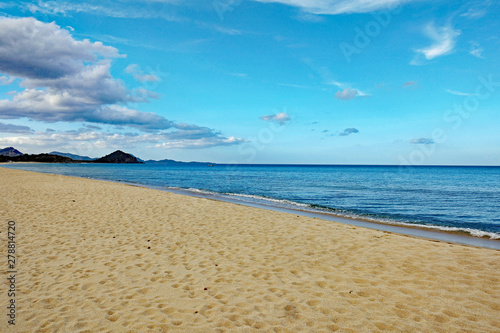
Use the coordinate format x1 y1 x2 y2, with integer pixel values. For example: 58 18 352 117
92 150 142 164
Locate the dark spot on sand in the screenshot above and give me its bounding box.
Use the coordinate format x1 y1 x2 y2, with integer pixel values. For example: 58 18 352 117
72 200 75 202
204 288 208 290
147 247 151 249
195 311 198 314
147 240 150 242
349 290 353 294
215 264 218 266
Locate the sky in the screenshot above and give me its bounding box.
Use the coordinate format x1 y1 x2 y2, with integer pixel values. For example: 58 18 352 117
0 0 499 165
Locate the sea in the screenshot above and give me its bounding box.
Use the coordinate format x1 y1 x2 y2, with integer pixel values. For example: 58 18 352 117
3 163 500 243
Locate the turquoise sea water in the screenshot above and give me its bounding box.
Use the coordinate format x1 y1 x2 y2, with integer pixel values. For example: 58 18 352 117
3 163 500 239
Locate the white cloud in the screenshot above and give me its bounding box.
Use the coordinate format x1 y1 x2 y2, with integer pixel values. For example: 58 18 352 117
260 112 291 125
0 127 246 151
251 0 410 15
125 64 162 83
0 17 122 79
412 23 461 64
334 88 361 100
0 18 169 131
339 128 359 136
154 136 245 149
0 76 15 85
469 41 485 58
0 17 245 148
327 81 369 100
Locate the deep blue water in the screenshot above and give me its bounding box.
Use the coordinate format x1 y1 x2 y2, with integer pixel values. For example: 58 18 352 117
2 163 500 239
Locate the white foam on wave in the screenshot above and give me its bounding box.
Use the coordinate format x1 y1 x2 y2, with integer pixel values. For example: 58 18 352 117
226 192 311 208
391 222 500 239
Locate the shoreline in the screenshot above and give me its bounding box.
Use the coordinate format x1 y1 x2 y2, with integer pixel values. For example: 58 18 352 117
161 187 500 250
1 167 499 332
2 164 498 249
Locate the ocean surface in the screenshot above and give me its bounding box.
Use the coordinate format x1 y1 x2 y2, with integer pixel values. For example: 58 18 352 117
3 163 500 240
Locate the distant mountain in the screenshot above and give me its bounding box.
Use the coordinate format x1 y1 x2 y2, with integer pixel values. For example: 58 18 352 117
0 153 74 163
93 150 143 164
50 151 96 161
133 155 145 163
0 147 212 165
0 147 23 157
145 158 215 165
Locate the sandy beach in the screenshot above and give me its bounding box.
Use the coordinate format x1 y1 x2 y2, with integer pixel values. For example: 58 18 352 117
0 167 499 332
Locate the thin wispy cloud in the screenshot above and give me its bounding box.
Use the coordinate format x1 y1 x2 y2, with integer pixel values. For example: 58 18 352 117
325 80 344 88
278 82 313 89
445 89 476 96
460 1 491 20
251 0 411 15
410 138 434 144
294 12 325 22
195 21 242 35
461 8 487 19
213 26 242 35
411 23 461 65
165 38 213 53
402 81 418 88
22 0 185 22
229 72 248 78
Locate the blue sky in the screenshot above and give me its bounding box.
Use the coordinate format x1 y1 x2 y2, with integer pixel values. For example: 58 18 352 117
0 0 499 165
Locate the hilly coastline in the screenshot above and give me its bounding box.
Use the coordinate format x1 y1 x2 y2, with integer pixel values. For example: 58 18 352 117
0 147 214 165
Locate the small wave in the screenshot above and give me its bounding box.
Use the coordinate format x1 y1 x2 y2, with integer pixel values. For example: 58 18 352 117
225 192 311 208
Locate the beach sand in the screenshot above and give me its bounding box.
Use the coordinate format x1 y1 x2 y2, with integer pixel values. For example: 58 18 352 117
0 167 499 332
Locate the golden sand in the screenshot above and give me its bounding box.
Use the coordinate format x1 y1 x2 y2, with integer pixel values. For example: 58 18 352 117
0 167 499 332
